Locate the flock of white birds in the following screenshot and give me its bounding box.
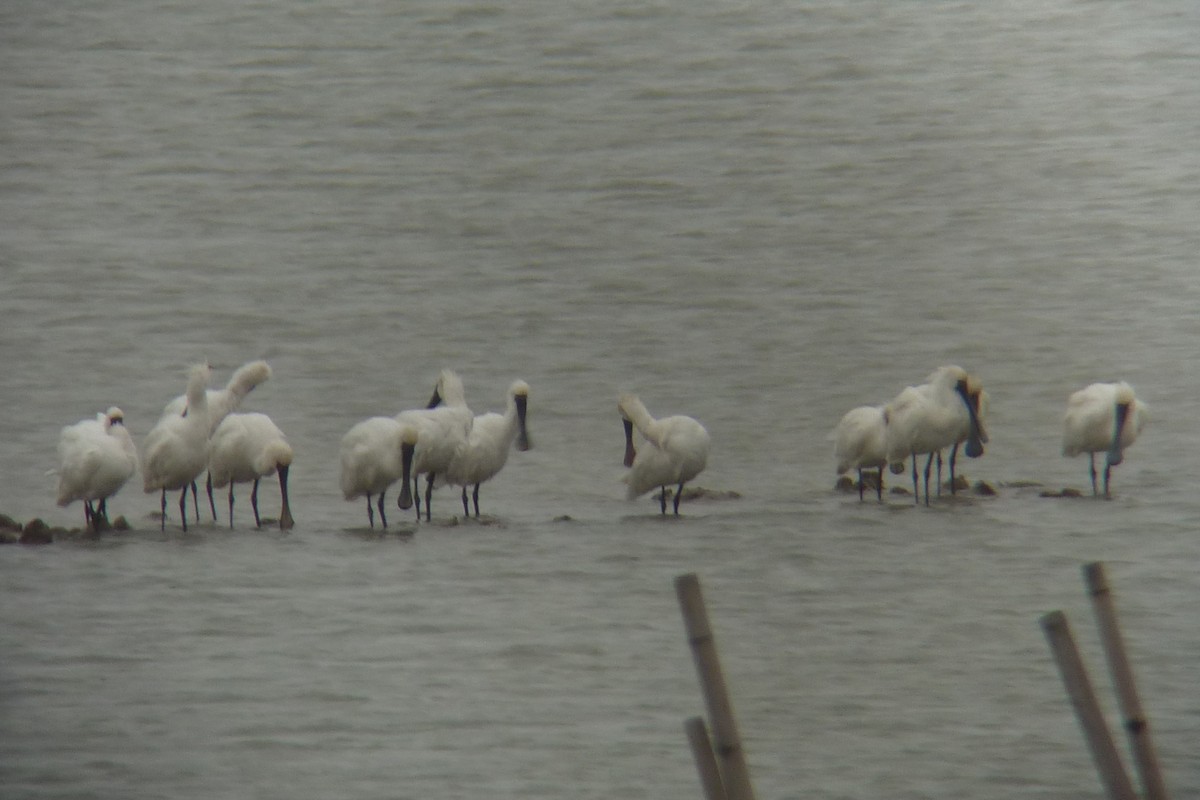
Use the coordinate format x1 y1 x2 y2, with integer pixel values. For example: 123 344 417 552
833 365 1149 504
53 360 1147 533
53 361 715 533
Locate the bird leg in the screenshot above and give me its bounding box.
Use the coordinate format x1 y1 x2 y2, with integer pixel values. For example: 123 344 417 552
472 484 481 518
366 494 376 529
160 489 167 531
857 468 865 502
1103 463 1113 500
179 488 189 532
190 480 200 520
377 490 388 529
923 452 935 507
424 474 435 522
935 450 943 496
910 454 919 505
876 467 884 502
84 501 95 531
96 498 109 529
659 486 668 515
227 484 235 529
1088 453 1099 497
673 483 684 515
949 443 960 494
460 486 470 517
207 473 217 520
251 478 261 528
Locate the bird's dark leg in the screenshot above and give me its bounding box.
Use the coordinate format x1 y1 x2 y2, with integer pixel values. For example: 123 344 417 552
1088 453 1098 497
97 498 109 528
857 468 865 501
923 452 935 507
673 483 684 515
949 443 960 495
413 478 422 520
659 487 668 515
84 501 94 531
460 486 470 517
377 490 388 529
424 475 434 522
227 484 235 529
936 450 943 496
160 489 167 531
251 478 261 528
910 454 919 505
179 488 189 532
1103 463 1112 500
876 467 884 502
366 494 375 529
207 473 217 520
472 484 480 518
190 481 200 520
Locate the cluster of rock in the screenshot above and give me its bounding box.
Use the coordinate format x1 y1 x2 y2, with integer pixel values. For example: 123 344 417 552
0 513 130 545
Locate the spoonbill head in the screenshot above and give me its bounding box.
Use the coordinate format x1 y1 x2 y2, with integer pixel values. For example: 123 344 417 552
618 393 710 515
1062 381 1148 497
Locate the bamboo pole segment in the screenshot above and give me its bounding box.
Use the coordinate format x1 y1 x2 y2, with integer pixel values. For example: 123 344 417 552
685 716 729 800
1083 562 1170 800
1040 610 1138 800
675 573 757 800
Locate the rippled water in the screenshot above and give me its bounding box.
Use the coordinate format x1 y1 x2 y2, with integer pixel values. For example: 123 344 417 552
2 1 1199 798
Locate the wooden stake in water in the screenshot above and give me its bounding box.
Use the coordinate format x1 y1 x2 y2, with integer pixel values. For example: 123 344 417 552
1083 562 1170 800
675 573 757 800
1040 610 1138 800
685 716 729 800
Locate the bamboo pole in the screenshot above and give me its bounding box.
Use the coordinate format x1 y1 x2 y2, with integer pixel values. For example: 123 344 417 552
685 716 729 800
675 573 757 800
1083 562 1170 800
1040 610 1138 800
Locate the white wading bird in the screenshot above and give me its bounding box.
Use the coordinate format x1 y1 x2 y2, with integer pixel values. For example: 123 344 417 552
339 417 418 529
208 412 294 530
143 363 212 531
618 393 710 515
163 360 272 519
395 369 473 522
832 405 888 502
440 380 531 518
56 407 139 531
884 365 985 506
1062 381 1148 498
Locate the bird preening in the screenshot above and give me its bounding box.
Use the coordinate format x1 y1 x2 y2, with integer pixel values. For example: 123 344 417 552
618 392 710 516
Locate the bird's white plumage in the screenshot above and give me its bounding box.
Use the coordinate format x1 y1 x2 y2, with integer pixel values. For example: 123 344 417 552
162 360 271 434
833 405 888 476
143 364 212 495
396 369 474 520
441 380 531 516
209 411 295 529
1062 381 1147 457
339 416 418 528
618 393 710 510
56 407 139 523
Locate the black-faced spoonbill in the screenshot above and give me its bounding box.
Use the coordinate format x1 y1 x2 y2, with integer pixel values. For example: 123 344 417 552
339 417 417 529
618 393 710 515
832 405 888 502
208 412 294 529
56 407 139 531
142 363 212 531
1062 381 1148 498
395 369 473 522
441 380 531 518
163 359 272 519
884 365 984 506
